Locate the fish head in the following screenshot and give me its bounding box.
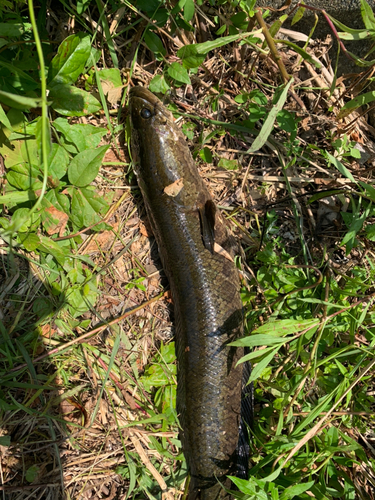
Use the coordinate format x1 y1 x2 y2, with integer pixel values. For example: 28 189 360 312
128 86 190 199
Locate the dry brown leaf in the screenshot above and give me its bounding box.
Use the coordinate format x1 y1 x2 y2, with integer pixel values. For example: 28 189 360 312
44 206 69 236
164 178 183 197
84 222 120 253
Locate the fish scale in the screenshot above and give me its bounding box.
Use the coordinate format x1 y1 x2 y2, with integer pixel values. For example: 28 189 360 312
129 87 247 499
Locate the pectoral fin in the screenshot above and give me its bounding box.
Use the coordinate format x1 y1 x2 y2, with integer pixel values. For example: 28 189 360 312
198 200 216 254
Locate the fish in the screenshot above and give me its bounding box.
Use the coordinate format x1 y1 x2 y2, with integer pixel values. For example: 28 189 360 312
129 86 249 499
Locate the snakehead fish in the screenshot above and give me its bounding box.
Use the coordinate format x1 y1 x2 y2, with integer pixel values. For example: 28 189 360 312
129 86 248 499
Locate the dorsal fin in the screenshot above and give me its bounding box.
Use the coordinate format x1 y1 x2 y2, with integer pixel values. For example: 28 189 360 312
198 200 216 254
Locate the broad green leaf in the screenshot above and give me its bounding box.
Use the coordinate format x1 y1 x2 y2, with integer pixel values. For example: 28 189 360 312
255 318 319 336
177 45 206 69
98 68 122 87
0 190 36 205
69 187 109 229
48 144 70 180
149 74 171 94
228 477 268 498
199 146 212 163
359 180 375 202
0 105 13 131
249 347 280 382
168 62 191 84
337 28 375 40
0 435 11 446
249 78 294 153
7 164 42 191
66 279 98 317
178 33 248 57
39 235 69 265
49 84 101 116
0 90 41 110
291 3 305 25
218 158 238 170
53 117 107 152
18 232 41 251
326 152 356 183
48 33 91 87
280 481 315 499
183 0 195 22
68 144 109 187
338 90 375 119
25 465 39 483
177 32 256 68
0 23 26 37
232 333 296 348
360 0 375 30
144 30 166 59
98 68 123 104
365 224 375 240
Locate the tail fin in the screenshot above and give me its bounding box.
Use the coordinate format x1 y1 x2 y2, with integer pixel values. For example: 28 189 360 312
236 348 253 479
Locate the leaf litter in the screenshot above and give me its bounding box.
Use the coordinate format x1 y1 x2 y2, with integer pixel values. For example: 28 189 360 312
1 1 375 499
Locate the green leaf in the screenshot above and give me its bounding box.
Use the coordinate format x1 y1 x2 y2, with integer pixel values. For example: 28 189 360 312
66 279 98 317
48 144 70 180
249 347 280 382
199 146 212 163
149 74 171 94
69 187 109 229
25 465 39 483
0 90 41 110
360 0 375 30
53 117 107 153
48 33 92 87
7 164 42 191
39 235 69 265
326 152 356 183
249 78 294 153
218 158 238 170
68 145 109 187
280 481 315 499
338 90 375 119
49 84 101 117
0 190 36 205
291 3 306 26
275 39 322 69
0 23 26 37
365 224 375 240
167 62 191 84
0 435 11 446
0 105 13 131
18 232 41 251
255 318 320 336
178 45 206 69
144 30 166 59
183 0 195 22
277 110 296 133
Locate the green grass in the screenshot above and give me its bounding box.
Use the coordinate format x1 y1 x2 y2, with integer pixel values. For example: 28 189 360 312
1 0 375 498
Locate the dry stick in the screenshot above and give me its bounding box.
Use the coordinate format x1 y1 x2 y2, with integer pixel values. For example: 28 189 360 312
255 9 290 84
255 9 306 111
10 292 165 373
0 484 59 492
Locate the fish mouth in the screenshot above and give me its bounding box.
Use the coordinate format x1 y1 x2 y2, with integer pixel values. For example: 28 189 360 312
129 86 159 106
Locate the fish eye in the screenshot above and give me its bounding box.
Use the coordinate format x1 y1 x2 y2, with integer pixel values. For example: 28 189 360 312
141 108 152 119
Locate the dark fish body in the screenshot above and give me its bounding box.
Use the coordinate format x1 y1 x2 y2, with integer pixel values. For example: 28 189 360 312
129 87 244 499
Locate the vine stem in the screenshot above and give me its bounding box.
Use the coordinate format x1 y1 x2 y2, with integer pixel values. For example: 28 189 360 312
27 0 49 217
